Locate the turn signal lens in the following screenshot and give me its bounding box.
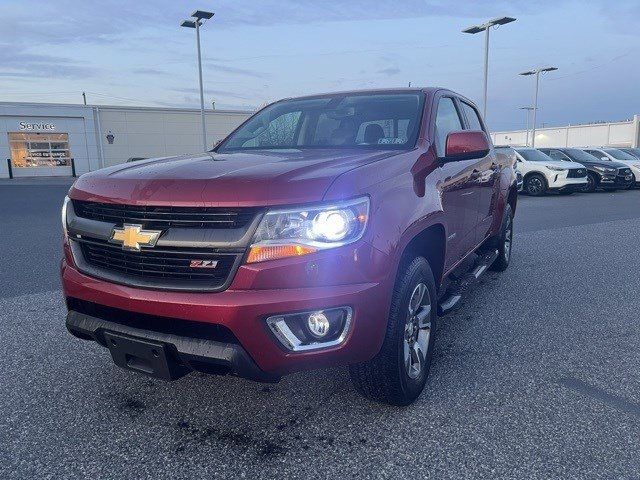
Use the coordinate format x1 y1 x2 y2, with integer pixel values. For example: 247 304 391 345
246 244 317 263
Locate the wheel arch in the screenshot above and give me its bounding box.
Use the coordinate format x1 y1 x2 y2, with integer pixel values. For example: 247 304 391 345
507 183 518 215
399 223 446 287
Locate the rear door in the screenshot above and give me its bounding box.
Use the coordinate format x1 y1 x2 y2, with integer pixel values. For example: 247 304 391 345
459 100 497 246
434 96 480 271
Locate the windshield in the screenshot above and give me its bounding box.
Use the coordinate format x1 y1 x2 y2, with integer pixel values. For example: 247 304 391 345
562 148 600 163
623 148 640 158
515 148 554 162
604 148 637 161
217 92 424 152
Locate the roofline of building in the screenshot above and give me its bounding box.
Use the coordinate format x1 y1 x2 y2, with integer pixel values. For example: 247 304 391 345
0 100 254 115
492 116 638 135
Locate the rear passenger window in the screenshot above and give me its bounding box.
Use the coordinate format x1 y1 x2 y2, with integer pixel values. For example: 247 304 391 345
461 102 484 132
435 98 463 156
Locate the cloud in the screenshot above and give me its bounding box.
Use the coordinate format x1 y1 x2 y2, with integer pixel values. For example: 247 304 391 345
173 87 253 101
131 68 172 76
203 61 267 79
210 0 577 27
377 67 401 76
0 45 99 79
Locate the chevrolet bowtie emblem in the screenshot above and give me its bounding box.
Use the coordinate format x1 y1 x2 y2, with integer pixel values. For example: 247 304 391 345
110 224 161 251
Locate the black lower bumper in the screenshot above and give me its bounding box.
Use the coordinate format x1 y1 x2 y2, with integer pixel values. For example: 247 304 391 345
66 309 280 383
599 172 634 189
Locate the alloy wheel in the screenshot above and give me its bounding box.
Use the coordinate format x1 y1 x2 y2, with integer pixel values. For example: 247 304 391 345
527 177 544 195
582 175 595 192
403 283 432 380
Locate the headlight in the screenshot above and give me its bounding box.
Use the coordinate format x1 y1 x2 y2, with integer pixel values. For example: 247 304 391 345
246 197 369 263
545 165 566 172
593 166 615 173
61 196 70 239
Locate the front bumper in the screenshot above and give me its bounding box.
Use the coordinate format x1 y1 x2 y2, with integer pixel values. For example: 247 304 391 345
66 305 280 382
547 173 588 190
61 244 392 379
598 172 634 189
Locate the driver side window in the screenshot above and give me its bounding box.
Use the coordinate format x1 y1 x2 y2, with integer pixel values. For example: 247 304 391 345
435 97 463 156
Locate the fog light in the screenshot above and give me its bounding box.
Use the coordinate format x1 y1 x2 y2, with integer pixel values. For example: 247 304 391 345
307 312 330 338
266 307 352 352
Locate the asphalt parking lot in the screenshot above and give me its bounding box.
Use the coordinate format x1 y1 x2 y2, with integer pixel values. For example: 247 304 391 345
1 181 639 479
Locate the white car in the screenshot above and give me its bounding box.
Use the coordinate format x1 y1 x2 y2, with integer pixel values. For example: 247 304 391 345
513 148 588 196
583 147 640 189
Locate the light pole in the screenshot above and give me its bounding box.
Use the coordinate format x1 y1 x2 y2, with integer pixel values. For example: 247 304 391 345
519 106 534 146
519 67 558 147
181 10 214 152
462 16 516 122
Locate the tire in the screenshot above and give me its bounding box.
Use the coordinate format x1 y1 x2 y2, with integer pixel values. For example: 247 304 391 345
524 173 547 196
349 256 437 406
581 173 598 193
489 204 513 272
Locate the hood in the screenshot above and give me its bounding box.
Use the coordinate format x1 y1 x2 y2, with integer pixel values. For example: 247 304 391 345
70 149 399 207
536 160 584 169
608 158 640 168
577 158 629 169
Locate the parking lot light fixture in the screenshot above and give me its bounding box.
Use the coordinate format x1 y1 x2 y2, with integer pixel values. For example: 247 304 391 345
462 16 516 122
519 67 558 147
181 9 215 152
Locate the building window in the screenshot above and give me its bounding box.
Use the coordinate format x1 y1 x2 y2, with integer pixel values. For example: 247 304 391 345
8 132 72 168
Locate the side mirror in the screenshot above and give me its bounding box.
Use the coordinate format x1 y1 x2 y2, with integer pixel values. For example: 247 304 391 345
444 131 490 162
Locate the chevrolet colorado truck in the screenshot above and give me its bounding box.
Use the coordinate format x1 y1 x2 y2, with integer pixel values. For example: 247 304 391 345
61 88 517 405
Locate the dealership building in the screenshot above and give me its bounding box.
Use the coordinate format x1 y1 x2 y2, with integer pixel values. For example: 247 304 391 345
0 101 252 179
491 115 640 148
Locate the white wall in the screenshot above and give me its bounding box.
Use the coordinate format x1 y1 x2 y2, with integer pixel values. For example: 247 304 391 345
0 102 252 178
97 107 251 167
0 103 100 178
491 115 640 148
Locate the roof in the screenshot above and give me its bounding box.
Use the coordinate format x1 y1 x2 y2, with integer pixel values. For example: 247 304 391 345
0 100 252 115
280 87 444 101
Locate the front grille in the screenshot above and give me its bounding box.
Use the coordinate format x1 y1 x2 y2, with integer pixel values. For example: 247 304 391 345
73 200 259 230
567 168 586 178
78 237 240 288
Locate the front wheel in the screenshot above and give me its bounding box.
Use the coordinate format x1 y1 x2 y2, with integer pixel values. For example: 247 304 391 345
349 256 437 406
581 173 598 193
524 174 547 196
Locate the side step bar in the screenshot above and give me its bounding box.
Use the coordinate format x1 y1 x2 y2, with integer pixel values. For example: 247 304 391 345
438 249 498 316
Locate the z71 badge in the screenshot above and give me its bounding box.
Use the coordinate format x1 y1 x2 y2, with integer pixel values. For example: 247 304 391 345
189 260 219 269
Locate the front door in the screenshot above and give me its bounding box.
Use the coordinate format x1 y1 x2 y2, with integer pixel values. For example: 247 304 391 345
458 101 497 245
434 97 480 271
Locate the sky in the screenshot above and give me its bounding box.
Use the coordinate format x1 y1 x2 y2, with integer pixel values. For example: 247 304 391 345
0 0 638 131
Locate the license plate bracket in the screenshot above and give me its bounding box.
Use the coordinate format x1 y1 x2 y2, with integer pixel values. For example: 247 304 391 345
103 331 189 380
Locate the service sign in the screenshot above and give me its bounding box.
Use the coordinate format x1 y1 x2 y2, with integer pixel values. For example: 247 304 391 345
18 121 56 131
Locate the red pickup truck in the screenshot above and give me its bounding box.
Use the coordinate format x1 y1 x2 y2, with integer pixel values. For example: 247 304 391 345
62 88 517 405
